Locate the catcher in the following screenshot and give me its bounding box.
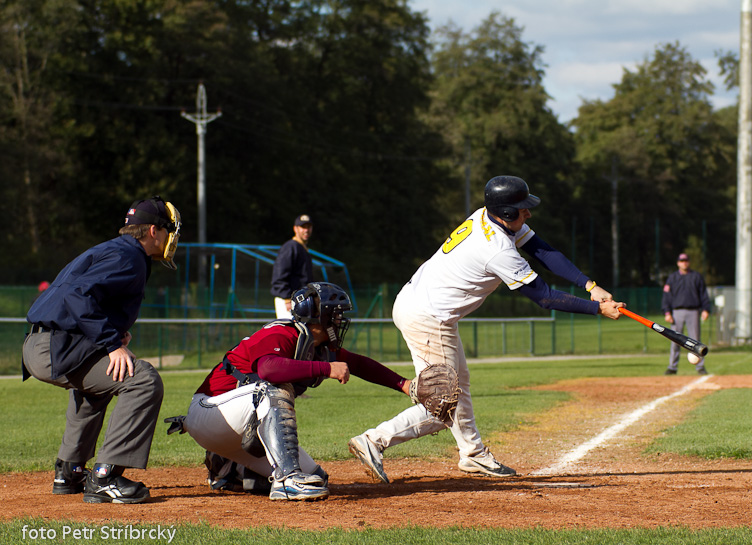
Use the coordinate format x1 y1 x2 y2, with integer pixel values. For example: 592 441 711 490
165 282 458 501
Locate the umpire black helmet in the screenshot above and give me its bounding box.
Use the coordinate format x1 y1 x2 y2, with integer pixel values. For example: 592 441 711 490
292 282 352 350
484 176 541 221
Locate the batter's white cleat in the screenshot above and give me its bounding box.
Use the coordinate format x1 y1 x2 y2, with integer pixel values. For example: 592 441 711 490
458 448 516 478
348 434 389 484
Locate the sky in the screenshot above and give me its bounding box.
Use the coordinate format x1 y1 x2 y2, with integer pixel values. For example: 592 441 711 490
408 0 741 123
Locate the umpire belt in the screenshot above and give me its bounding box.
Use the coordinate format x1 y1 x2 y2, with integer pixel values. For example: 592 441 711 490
29 324 53 334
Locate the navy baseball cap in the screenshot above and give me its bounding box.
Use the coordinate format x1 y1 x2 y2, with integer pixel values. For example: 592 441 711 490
125 197 171 227
294 214 313 226
677 253 689 261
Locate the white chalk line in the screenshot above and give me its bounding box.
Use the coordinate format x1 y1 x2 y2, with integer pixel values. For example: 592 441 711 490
531 375 711 476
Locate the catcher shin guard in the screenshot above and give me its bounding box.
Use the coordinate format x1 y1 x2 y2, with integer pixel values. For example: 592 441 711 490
257 383 328 500
240 386 266 458
256 383 303 480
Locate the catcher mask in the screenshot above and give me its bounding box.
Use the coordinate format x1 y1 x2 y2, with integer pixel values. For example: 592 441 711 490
291 282 352 350
125 196 181 270
160 201 181 270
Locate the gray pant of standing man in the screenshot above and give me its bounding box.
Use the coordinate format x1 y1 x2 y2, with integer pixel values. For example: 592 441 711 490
667 308 706 373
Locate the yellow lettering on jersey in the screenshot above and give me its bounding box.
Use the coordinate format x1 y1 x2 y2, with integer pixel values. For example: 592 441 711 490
481 210 495 241
442 219 473 253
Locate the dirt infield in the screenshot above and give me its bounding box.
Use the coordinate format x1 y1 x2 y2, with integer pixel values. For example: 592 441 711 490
3 374 752 530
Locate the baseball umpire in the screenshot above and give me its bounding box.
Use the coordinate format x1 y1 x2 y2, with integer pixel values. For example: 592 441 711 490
22 196 181 504
661 253 711 375
349 175 625 484
168 282 414 501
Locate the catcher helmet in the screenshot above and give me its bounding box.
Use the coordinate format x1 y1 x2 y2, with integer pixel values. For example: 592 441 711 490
484 176 540 221
292 282 352 350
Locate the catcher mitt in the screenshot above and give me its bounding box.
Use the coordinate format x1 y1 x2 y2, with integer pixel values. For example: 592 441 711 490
409 364 461 423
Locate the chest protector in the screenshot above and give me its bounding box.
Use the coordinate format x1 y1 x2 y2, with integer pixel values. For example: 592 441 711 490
221 319 331 396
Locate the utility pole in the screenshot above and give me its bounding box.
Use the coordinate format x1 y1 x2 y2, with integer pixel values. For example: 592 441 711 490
182 83 221 288
737 0 752 344
464 137 471 218
605 157 619 289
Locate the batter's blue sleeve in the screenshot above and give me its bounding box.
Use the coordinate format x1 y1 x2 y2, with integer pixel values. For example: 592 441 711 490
520 234 589 289
519 276 599 315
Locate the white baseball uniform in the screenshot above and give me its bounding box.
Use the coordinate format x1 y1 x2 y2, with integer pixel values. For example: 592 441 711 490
362 207 539 458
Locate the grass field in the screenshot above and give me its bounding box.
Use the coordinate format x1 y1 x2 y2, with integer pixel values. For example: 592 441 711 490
3 352 752 543
2 519 751 545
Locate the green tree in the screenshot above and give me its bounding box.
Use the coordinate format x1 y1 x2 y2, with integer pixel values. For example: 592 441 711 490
0 0 79 272
0 0 452 288
572 42 736 286
425 11 576 239
204 0 452 283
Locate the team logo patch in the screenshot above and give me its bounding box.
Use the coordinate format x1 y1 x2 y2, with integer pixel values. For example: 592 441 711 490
513 264 533 279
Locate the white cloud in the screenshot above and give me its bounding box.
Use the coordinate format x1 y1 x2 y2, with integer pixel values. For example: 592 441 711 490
602 0 736 16
548 61 633 89
409 0 740 121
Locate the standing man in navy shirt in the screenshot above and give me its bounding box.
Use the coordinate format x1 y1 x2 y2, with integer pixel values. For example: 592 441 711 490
271 214 314 318
661 253 711 375
22 197 181 504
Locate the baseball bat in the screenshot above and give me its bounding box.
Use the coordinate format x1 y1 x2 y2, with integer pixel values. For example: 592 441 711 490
618 307 708 357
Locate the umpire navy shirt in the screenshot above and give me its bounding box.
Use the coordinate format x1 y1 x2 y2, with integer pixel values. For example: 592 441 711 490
661 270 711 314
270 239 313 299
27 235 151 354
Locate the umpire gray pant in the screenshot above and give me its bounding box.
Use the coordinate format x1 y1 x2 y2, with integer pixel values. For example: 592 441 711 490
668 309 705 371
22 331 164 468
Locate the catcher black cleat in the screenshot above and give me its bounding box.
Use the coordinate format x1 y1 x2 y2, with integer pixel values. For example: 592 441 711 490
52 459 88 495
348 434 389 484
83 464 150 504
458 448 517 478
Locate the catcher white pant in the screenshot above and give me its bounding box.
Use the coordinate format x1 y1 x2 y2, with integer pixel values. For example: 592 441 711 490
362 287 485 459
183 383 319 477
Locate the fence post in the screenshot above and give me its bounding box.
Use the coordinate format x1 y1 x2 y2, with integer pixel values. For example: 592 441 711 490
198 322 202 368
551 313 556 355
473 321 478 358
158 323 163 369
529 321 535 355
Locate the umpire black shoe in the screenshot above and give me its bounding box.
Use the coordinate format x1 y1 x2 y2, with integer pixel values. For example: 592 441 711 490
83 464 150 504
664 369 677 375
53 459 88 495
